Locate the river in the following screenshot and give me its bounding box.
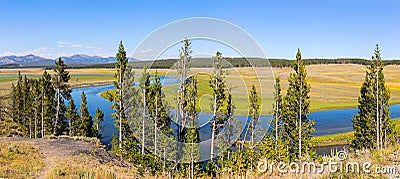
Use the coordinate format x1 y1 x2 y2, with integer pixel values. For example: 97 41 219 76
69 77 400 148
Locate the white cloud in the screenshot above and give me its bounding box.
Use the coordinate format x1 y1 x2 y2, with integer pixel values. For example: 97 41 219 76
57 41 69 47
70 44 83 48
1 43 116 59
58 41 69 45
139 48 154 54
1 52 15 56
0 46 54 58
32 47 49 53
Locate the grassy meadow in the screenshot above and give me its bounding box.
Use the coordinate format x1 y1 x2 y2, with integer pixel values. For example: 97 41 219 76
134 64 400 115
0 68 116 98
3 64 400 115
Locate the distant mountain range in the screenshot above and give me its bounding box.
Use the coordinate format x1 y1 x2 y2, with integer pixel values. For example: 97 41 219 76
0 54 139 67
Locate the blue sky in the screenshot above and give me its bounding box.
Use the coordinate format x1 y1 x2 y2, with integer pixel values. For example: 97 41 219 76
0 0 399 59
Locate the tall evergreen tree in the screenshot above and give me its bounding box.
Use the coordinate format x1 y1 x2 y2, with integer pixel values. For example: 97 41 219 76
78 91 93 137
9 73 29 136
116 65 141 158
247 85 260 146
139 64 151 155
41 71 55 137
272 77 284 156
148 72 172 156
106 40 129 149
10 72 23 124
182 75 201 178
53 57 71 135
21 75 32 137
246 85 260 172
31 79 41 139
282 49 314 161
177 38 192 149
66 98 79 136
209 51 227 160
351 44 393 150
93 108 104 138
120 65 141 152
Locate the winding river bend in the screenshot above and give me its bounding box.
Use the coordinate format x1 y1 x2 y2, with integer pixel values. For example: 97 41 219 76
69 77 400 147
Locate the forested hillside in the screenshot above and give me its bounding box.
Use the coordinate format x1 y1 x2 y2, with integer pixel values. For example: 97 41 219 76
76 58 400 69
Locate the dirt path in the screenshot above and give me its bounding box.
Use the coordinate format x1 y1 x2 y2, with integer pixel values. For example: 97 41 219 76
0 137 131 178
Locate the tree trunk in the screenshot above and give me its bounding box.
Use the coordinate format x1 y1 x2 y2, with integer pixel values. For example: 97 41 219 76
55 84 60 136
275 100 279 152
154 96 158 156
376 71 380 150
35 114 37 139
29 115 32 138
380 97 384 149
41 90 44 138
298 61 302 160
69 116 72 136
119 69 123 149
251 111 255 146
142 87 146 155
210 78 218 159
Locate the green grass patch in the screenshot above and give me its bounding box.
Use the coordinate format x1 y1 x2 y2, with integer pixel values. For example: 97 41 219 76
311 131 353 147
310 102 359 112
311 118 400 147
0 78 17 83
99 89 117 100
392 118 400 137
70 75 114 82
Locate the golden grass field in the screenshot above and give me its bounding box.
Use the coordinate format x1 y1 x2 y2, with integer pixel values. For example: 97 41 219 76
1 64 400 115
0 68 116 98
135 64 400 115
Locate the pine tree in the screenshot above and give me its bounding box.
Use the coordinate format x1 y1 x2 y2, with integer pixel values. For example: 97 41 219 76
41 71 55 137
272 78 282 143
177 38 192 149
92 108 104 138
139 64 151 155
209 51 227 161
258 133 275 161
228 149 246 177
182 75 201 178
31 79 41 139
9 73 32 137
272 77 285 160
120 65 141 155
351 44 392 150
259 80 285 161
10 71 54 138
216 89 243 176
10 72 23 124
66 98 79 136
247 85 260 146
53 57 71 135
106 40 129 149
21 75 32 137
245 85 260 172
148 72 172 156
282 49 314 161
78 91 93 137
